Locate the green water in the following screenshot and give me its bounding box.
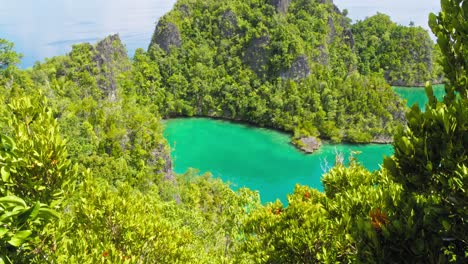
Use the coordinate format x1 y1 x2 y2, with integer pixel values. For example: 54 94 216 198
393 84 445 111
164 118 393 203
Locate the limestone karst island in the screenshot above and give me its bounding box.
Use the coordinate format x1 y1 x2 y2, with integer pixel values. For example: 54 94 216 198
0 0 465 263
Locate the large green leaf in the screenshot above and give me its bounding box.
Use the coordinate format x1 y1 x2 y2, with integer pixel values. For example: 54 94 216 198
0 167 10 182
7 230 32 247
0 227 8 238
0 196 27 208
37 207 59 219
17 202 41 225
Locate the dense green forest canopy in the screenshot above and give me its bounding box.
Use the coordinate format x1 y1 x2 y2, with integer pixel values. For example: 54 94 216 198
352 13 444 86
0 0 466 263
139 0 443 144
144 0 413 144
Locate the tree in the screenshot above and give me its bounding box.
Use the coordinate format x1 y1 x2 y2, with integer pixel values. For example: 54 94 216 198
0 39 21 72
0 95 75 263
352 13 439 86
381 0 467 261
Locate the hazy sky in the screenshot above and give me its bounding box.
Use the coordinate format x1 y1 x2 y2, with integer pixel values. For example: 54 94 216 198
0 0 176 67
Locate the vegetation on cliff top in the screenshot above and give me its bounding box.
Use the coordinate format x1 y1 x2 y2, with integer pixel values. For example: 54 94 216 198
144 0 407 144
352 13 443 86
0 0 465 263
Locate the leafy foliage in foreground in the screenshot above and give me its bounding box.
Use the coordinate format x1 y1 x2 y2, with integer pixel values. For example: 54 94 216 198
31 170 258 263
0 0 465 263
0 96 73 263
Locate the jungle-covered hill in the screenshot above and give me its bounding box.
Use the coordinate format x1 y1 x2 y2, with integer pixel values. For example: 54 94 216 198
145 0 440 144
352 12 444 86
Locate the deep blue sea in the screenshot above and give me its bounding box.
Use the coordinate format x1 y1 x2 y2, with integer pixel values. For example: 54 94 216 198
0 0 440 68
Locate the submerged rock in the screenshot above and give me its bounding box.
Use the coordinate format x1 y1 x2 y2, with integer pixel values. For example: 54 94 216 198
294 136 322 153
371 135 394 144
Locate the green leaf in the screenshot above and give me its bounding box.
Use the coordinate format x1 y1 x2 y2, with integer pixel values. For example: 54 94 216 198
8 230 32 247
0 227 8 238
442 220 451 231
441 0 450 11
428 13 438 32
462 1 468 19
0 196 27 207
1 167 10 182
17 202 41 225
37 207 59 219
425 83 436 105
0 134 15 152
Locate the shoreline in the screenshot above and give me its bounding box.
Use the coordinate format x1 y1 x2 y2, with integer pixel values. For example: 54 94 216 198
391 83 445 89
162 115 394 154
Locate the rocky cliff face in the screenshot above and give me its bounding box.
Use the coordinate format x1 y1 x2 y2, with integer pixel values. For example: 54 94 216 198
150 143 176 184
66 35 176 187
342 28 354 48
148 0 355 81
243 35 271 77
149 21 182 53
93 34 130 101
270 0 292 14
220 10 239 38
280 55 310 80
327 17 337 44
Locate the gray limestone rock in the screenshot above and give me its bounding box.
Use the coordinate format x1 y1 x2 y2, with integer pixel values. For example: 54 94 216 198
327 16 336 44
295 136 322 153
179 4 190 17
343 28 354 48
371 135 394 144
244 35 271 76
317 45 330 66
150 21 182 53
150 144 175 182
280 55 311 80
93 34 130 101
150 144 180 203
318 0 334 5
220 10 238 38
270 0 292 14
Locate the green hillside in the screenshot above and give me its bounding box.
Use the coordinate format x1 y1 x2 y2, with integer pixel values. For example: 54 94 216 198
352 13 444 86
145 0 406 144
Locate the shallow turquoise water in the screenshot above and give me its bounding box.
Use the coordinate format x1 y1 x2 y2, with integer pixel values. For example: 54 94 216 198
393 84 445 111
164 118 393 203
